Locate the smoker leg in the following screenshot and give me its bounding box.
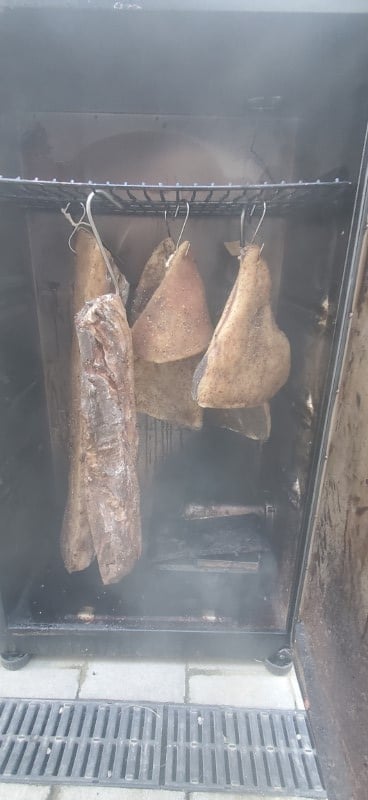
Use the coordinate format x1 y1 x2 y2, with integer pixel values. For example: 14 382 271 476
265 647 292 675
1 652 32 671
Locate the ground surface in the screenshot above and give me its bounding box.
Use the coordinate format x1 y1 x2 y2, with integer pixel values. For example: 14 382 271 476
0 656 311 800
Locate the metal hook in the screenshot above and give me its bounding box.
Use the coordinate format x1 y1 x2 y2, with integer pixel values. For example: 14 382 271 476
61 202 91 254
61 195 120 294
176 201 190 250
251 201 267 244
240 207 246 249
86 192 119 294
61 201 85 228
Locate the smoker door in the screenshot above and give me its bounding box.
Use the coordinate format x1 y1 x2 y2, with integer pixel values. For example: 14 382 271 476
295 135 368 800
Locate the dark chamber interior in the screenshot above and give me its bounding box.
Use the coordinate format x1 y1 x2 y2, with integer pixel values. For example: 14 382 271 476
0 6 367 651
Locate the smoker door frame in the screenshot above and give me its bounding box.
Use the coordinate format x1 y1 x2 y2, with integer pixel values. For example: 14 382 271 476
288 122 368 640
0 2 367 663
290 125 368 800
0 618 289 662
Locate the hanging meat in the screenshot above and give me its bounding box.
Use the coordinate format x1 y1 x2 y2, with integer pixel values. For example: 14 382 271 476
61 229 127 574
130 237 175 324
130 238 204 429
134 356 203 429
76 293 141 585
131 240 213 363
192 244 290 408
207 404 271 441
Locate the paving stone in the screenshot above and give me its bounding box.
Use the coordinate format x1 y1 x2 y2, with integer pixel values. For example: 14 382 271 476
79 659 185 702
188 662 300 708
187 661 304 711
187 659 269 671
0 785 50 800
55 789 184 799
0 659 81 699
289 666 305 709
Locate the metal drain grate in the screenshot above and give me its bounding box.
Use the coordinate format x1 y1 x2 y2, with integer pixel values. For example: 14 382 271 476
0 699 326 796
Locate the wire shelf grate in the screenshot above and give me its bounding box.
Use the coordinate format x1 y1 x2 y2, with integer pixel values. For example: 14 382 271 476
0 177 354 217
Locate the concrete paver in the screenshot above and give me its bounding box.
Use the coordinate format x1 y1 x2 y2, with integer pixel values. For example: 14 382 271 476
0 785 50 800
187 661 304 708
54 789 185 799
0 787 312 799
0 657 309 799
288 666 304 708
0 658 80 699
79 659 186 702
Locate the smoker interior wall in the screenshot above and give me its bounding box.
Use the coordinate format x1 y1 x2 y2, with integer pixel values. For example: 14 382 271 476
0 10 367 118
300 229 368 800
18 110 293 629
0 7 368 635
0 206 50 616
263 216 344 615
258 77 368 614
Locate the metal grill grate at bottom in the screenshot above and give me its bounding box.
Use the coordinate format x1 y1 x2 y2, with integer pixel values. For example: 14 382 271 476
0 699 326 796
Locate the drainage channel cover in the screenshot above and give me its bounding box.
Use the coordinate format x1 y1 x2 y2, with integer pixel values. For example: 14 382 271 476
0 698 326 796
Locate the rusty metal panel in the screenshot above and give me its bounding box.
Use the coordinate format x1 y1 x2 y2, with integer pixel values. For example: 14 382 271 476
303 224 368 635
300 220 368 800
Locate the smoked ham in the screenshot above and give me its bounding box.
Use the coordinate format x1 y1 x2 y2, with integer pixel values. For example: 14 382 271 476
76 293 141 584
132 241 213 363
130 237 175 324
192 244 290 408
207 404 271 441
130 239 204 428
61 229 127 574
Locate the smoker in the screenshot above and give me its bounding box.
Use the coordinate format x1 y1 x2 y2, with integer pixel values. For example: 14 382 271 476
0 2 367 796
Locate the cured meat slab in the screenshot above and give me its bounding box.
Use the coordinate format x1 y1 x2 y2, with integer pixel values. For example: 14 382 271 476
134 355 203 429
130 238 204 429
76 293 141 584
61 230 118 573
192 244 290 408
208 404 271 441
132 241 213 363
61 230 129 574
130 237 175 324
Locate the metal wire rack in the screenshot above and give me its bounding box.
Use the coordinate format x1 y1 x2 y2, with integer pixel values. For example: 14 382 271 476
0 177 354 217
